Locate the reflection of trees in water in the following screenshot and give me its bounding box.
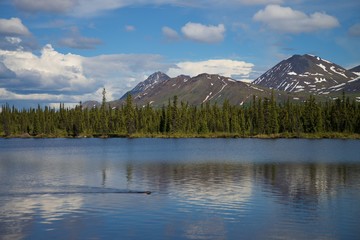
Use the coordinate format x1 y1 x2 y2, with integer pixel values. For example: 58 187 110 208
126 163 254 209
127 162 360 207
254 164 360 204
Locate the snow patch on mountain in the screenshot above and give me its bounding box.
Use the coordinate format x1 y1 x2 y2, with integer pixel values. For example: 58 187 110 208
330 66 348 78
253 54 359 95
317 63 331 74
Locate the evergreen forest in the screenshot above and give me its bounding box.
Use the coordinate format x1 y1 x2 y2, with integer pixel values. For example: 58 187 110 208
1 92 360 138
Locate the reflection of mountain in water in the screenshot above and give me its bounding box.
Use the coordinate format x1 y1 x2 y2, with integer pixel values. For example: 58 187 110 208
126 163 253 211
126 162 360 208
254 164 360 205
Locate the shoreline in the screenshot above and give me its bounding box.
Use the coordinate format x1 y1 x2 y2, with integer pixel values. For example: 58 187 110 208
2 132 360 140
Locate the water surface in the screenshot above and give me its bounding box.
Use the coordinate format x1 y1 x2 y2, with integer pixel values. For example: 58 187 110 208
0 138 359 239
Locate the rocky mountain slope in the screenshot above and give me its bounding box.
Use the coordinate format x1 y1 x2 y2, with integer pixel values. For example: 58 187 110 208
349 65 360 76
83 54 360 108
120 71 171 100
253 54 359 96
110 73 290 107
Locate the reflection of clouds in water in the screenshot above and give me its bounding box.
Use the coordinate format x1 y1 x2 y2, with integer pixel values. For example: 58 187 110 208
3 195 83 220
178 179 252 211
173 164 253 213
1 195 83 237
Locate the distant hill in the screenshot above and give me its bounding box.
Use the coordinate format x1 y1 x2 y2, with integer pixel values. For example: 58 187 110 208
253 54 359 95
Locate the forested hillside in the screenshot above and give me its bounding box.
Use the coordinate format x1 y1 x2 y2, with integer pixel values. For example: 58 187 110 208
1 93 360 138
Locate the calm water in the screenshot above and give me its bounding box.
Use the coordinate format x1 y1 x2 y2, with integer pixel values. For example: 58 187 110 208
0 138 360 240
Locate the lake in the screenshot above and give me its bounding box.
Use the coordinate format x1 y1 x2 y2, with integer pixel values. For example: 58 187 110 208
0 138 359 239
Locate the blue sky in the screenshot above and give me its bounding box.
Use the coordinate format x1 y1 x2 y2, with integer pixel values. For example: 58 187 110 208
0 0 359 107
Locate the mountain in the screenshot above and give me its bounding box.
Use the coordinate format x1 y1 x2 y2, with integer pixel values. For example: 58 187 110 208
120 71 170 100
349 65 360 76
253 54 359 95
83 54 360 108
111 73 290 108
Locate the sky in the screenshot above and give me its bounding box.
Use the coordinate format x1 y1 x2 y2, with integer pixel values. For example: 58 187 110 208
0 0 359 108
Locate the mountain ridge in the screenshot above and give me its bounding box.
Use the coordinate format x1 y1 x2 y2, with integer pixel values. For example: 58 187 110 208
349 65 360 75
120 71 171 100
83 54 360 108
110 73 289 107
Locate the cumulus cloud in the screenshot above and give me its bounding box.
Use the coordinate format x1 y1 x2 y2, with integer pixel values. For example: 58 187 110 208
0 17 37 51
349 23 360 37
0 18 30 36
0 62 16 79
0 44 171 103
82 53 171 99
5 37 22 45
181 22 226 43
162 26 180 40
167 59 254 80
0 44 98 95
253 5 339 33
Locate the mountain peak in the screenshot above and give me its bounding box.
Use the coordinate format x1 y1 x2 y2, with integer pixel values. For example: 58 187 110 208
148 71 170 80
253 54 358 94
120 71 170 99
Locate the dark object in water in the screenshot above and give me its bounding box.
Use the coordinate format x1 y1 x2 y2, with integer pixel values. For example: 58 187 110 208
4 190 152 196
118 191 151 195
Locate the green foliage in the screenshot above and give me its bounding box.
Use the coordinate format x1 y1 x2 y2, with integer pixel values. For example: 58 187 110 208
1 94 360 138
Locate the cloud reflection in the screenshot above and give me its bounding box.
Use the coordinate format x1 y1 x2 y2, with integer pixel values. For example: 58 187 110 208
0 194 83 237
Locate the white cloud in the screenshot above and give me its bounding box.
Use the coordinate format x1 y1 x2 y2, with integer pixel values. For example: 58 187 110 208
82 53 171 99
0 44 96 94
162 26 180 40
0 18 30 36
253 5 339 33
349 23 360 37
0 45 171 103
0 44 255 104
5 37 22 45
181 22 226 43
167 59 254 80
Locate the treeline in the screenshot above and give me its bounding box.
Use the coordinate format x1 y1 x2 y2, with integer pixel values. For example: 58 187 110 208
1 93 360 138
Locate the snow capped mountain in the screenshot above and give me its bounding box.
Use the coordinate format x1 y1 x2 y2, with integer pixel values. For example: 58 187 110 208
349 65 360 76
120 71 170 100
253 54 359 95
